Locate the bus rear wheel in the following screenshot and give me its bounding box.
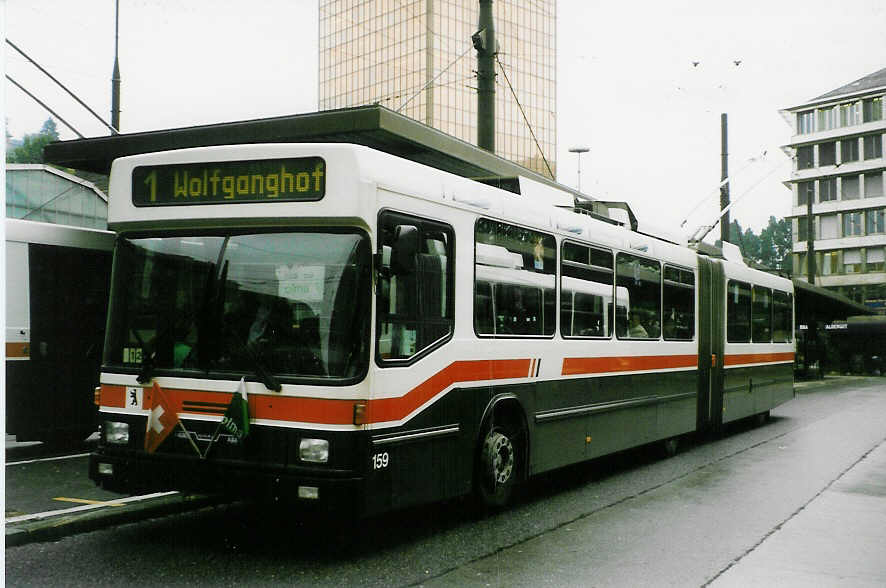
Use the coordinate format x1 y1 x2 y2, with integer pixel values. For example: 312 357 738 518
476 423 519 509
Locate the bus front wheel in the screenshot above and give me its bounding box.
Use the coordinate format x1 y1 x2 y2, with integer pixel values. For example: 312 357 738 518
476 423 519 509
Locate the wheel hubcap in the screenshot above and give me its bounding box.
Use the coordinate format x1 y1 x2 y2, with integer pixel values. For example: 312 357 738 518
485 431 514 484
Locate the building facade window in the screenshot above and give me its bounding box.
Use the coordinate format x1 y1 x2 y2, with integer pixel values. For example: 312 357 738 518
867 247 885 272
798 216 812 241
840 101 861 127
798 181 814 206
795 252 808 276
842 175 860 200
867 209 885 234
843 211 863 236
819 141 836 166
866 172 884 198
797 145 815 169
797 145 814 169
820 177 837 201
797 110 814 134
818 106 837 131
863 134 882 160
843 249 862 274
863 97 883 123
841 138 859 163
821 250 839 276
820 214 839 239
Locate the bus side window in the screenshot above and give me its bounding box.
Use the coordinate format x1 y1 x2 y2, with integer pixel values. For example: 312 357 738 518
560 241 613 338
616 252 661 340
663 265 695 341
752 285 772 342
727 280 752 343
474 219 556 337
772 290 793 343
376 212 454 362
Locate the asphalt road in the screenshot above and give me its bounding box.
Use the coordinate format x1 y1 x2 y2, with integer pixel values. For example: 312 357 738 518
6 377 885 587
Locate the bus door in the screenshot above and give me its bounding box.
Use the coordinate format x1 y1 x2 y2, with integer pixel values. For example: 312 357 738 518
696 256 725 434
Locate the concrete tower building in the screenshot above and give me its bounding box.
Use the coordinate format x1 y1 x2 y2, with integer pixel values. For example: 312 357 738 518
782 67 886 312
318 0 557 179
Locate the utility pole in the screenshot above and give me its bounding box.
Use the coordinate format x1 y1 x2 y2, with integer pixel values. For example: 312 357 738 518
720 113 729 243
110 0 121 133
805 183 820 377
473 0 496 153
806 192 816 284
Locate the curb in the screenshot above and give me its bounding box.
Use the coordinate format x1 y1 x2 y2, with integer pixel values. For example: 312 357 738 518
6 440 98 463
5 493 224 548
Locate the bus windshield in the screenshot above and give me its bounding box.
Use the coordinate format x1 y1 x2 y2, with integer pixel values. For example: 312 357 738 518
103 230 371 384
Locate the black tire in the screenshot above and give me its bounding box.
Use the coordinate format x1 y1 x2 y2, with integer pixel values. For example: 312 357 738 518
475 422 520 509
662 437 679 458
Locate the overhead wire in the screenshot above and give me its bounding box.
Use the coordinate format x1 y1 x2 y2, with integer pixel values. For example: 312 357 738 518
5 74 84 139
397 44 473 113
495 54 554 178
6 39 118 134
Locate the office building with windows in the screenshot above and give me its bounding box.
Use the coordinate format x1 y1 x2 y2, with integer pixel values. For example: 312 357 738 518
318 0 556 178
782 67 886 312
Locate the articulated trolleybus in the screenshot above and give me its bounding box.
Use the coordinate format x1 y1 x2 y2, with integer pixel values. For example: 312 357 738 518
91 143 794 515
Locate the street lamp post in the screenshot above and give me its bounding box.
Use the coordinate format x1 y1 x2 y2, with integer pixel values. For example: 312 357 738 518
569 146 589 192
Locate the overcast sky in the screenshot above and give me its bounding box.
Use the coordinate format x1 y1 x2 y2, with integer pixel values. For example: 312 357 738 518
4 0 884 235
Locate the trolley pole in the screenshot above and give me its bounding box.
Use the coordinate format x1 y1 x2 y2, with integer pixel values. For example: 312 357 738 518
110 0 121 133
473 0 496 153
720 113 729 243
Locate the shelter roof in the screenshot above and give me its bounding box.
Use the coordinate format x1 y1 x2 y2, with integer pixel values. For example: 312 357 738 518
43 105 574 197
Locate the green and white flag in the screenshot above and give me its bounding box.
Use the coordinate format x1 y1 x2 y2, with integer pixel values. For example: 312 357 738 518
221 377 250 441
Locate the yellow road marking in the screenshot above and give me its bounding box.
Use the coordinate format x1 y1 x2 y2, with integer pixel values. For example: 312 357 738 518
53 497 125 507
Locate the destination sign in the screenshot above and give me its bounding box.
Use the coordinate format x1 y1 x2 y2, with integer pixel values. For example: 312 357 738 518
131 157 325 206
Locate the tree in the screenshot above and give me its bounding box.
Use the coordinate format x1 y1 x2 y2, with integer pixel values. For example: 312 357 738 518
758 216 792 274
727 217 792 275
6 117 60 164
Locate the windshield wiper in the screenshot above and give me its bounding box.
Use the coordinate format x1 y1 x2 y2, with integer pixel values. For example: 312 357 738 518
132 327 155 384
244 343 282 392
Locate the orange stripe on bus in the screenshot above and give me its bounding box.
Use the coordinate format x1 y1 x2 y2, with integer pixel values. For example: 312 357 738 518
99 359 531 426
724 352 795 366
366 359 531 423
562 354 698 376
6 342 30 359
100 384 127 408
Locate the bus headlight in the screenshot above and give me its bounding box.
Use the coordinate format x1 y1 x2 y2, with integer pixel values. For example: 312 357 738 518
104 421 130 445
299 438 329 463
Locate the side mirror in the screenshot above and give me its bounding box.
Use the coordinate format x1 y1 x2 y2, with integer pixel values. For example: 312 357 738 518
391 225 419 275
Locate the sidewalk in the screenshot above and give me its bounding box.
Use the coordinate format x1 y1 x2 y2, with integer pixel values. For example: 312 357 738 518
712 437 886 586
5 433 222 547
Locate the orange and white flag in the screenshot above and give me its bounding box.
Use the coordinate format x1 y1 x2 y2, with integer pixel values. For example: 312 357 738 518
144 381 178 453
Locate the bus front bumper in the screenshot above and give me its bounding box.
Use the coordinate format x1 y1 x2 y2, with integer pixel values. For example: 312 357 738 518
89 451 364 514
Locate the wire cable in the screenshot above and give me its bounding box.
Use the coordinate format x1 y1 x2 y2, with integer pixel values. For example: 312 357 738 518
6 39 118 134
397 44 473 113
495 54 554 178
5 74 84 139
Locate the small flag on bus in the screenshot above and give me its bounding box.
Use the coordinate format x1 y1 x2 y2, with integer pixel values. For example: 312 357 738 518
220 377 250 441
145 382 178 453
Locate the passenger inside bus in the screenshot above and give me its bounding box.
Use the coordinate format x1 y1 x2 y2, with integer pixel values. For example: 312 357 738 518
173 322 198 368
628 312 648 338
